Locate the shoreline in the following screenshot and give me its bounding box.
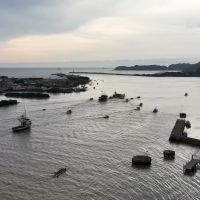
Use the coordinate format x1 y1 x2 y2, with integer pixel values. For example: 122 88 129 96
69 71 200 77
69 71 137 76
0 74 90 96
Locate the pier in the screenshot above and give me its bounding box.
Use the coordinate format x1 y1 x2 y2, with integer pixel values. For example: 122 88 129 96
169 119 200 146
169 119 186 141
183 155 200 174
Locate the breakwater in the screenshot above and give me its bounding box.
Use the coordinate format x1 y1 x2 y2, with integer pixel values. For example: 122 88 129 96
169 119 200 146
5 92 50 99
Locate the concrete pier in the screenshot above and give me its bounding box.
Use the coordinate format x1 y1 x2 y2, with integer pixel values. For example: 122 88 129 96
169 119 186 141
169 119 200 146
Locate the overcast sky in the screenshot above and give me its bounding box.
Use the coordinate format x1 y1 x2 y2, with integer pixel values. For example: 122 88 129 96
0 0 200 63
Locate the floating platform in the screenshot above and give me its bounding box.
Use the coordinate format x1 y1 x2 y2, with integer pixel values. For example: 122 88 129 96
132 155 151 166
163 150 175 159
169 119 200 146
180 113 186 118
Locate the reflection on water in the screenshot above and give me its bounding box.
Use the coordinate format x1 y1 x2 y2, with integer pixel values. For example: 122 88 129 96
0 73 200 199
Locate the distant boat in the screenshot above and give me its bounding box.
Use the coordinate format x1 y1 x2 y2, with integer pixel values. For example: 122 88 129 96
12 108 32 132
112 92 125 99
66 109 72 114
98 94 108 102
153 108 158 113
54 168 67 177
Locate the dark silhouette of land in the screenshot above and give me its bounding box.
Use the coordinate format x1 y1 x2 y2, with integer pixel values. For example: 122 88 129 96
115 62 200 73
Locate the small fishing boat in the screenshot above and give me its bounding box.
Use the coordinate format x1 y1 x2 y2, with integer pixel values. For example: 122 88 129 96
66 109 72 114
112 92 125 99
98 94 108 102
134 106 140 111
12 110 32 132
54 168 67 177
139 103 143 107
153 108 158 113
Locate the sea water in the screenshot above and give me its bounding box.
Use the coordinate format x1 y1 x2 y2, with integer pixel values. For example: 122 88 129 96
0 67 200 200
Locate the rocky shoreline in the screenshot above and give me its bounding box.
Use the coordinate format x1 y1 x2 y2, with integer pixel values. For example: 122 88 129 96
0 99 18 107
5 92 50 99
0 74 90 98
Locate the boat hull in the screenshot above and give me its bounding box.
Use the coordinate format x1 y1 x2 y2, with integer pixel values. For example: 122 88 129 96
12 125 31 133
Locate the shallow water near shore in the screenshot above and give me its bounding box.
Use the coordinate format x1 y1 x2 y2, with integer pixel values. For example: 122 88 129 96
0 70 200 199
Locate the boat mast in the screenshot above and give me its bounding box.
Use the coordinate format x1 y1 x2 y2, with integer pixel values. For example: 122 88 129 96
23 103 27 117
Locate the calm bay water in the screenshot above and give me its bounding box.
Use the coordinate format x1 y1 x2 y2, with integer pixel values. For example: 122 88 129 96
0 67 166 78
0 68 200 199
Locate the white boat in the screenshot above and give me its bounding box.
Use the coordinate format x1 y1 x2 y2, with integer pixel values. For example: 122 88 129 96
12 109 32 132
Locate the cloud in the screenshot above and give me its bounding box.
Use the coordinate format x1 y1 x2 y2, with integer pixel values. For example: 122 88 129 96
1 0 200 62
0 0 118 41
1 0 200 42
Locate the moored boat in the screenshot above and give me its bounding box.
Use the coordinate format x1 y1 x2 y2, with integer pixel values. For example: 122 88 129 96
12 110 32 132
98 94 108 102
153 108 158 113
54 167 67 177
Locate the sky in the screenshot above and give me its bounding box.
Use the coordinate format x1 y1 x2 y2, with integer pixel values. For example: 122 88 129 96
0 0 200 63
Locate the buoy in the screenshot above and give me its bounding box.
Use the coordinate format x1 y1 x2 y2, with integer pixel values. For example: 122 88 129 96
163 150 175 159
125 98 129 102
139 103 143 107
132 155 151 166
184 93 188 97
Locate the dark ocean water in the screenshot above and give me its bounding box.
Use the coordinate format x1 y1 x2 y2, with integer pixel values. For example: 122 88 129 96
0 68 200 199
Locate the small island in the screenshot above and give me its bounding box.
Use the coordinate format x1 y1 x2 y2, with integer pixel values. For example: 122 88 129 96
114 63 194 71
115 65 167 71
115 62 200 77
134 62 200 77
